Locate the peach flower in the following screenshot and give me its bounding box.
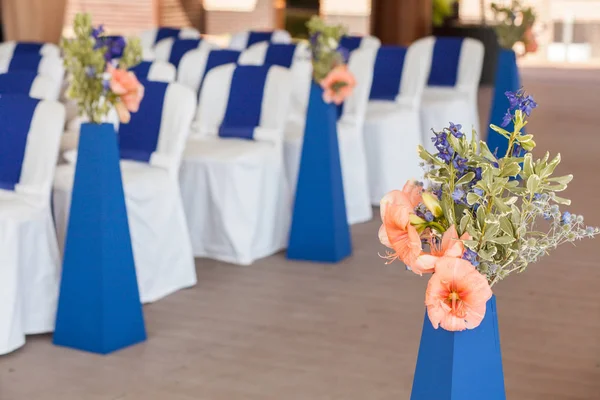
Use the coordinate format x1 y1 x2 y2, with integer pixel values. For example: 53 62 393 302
425 257 493 331
378 182 424 269
412 225 471 275
320 65 356 105
107 64 144 123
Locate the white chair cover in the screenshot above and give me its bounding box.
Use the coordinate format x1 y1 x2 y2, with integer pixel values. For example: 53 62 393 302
139 27 201 50
284 47 377 225
0 98 65 355
177 49 241 93
228 30 292 51
364 37 435 204
421 37 484 152
179 64 293 265
0 41 61 59
130 60 177 82
0 71 61 101
0 55 64 84
53 82 198 303
153 38 215 67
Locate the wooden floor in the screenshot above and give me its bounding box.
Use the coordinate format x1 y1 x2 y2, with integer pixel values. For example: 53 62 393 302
1 68 600 400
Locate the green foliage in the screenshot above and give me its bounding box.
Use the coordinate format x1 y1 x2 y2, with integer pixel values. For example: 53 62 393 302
432 0 458 27
305 16 347 82
61 13 142 124
491 0 536 49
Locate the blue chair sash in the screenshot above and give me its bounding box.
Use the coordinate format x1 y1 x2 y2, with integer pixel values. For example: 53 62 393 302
218 66 269 140
198 50 240 94
427 37 464 87
0 72 37 96
339 36 362 53
247 31 274 48
8 54 42 72
168 39 202 67
129 61 152 80
118 80 167 162
369 46 407 101
154 27 180 45
0 95 40 190
264 44 296 68
14 42 43 55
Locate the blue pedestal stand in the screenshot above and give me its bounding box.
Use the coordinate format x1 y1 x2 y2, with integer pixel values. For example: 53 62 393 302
487 49 523 157
411 295 506 400
287 82 352 263
53 123 146 354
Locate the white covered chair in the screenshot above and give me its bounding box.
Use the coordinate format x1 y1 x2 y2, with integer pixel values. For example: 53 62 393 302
0 95 65 355
0 41 61 59
53 81 198 303
177 49 241 93
284 47 377 225
179 64 293 265
238 42 312 136
339 35 381 52
0 71 62 100
129 60 176 82
364 38 435 204
139 27 201 50
228 30 292 51
421 37 484 152
154 38 216 68
0 54 64 84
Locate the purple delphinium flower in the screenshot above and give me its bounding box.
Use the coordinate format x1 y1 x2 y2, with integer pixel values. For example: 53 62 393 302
452 155 468 174
472 167 482 181
448 122 464 138
337 46 350 63
520 94 537 116
505 90 519 108
511 144 522 157
91 24 104 39
462 248 479 267
102 79 110 91
473 187 484 196
501 109 513 127
438 150 453 164
452 187 465 203
424 210 434 222
504 89 538 118
85 66 96 78
432 186 443 199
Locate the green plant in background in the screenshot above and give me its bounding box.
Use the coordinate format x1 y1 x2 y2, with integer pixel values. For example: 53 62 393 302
61 13 142 124
306 16 347 82
433 0 458 27
491 0 537 51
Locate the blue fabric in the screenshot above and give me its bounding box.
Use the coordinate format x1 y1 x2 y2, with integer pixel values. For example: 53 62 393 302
339 36 362 53
118 80 167 162
129 61 152 80
0 71 37 96
411 296 506 399
197 50 240 95
8 54 42 72
487 49 524 157
247 31 273 48
427 37 464 87
218 66 269 140
0 95 39 190
168 39 202 67
154 27 180 45
54 122 146 355
264 44 296 68
14 42 43 55
369 46 407 101
287 82 352 262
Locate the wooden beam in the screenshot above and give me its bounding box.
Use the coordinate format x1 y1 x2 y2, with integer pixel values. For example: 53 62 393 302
371 0 432 46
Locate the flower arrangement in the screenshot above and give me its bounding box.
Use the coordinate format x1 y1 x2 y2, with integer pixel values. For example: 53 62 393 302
306 16 356 105
61 13 144 124
491 0 538 54
432 0 458 27
379 89 599 331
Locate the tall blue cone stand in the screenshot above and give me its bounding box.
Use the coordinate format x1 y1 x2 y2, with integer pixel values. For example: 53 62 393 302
53 123 147 354
411 295 506 399
487 49 523 156
287 82 352 263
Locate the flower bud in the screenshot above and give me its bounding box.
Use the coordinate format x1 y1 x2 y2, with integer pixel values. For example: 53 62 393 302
422 192 443 218
409 214 426 226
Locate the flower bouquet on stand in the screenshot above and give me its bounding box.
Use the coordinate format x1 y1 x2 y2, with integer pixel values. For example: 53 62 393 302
286 16 356 263
53 13 147 354
378 91 599 399
487 0 537 156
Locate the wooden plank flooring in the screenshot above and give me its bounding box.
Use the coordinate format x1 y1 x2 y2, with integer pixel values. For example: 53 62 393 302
1 68 599 399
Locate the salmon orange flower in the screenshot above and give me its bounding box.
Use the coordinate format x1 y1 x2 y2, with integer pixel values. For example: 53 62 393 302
425 257 493 331
524 27 538 54
320 65 356 105
107 64 144 123
413 225 471 274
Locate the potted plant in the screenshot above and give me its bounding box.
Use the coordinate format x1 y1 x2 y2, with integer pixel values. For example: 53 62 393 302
378 90 598 398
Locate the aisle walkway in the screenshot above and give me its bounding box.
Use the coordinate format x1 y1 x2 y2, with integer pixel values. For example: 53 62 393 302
1 69 599 400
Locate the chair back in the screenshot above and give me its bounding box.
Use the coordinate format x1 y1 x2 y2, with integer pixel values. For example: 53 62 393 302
139 27 201 50
0 54 64 84
0 71 61 100
154 38 215 68
427 37 484 93
0 41 61 59
229 30 292 51
130 61 176 82
178 49 241 93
